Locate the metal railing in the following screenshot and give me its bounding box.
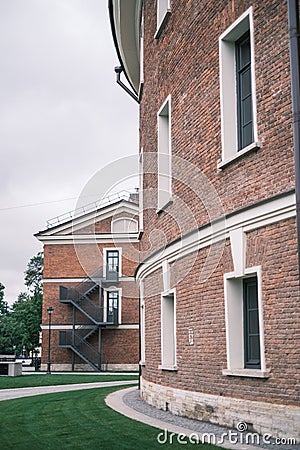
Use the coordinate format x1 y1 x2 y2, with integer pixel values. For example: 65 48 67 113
46 190 135 228
59 330 101 370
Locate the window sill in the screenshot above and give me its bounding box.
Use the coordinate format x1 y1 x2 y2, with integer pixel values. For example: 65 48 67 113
222 368 270 379
159 365 178 371
156 198 173 215
217 141 261 170
154 10 171 39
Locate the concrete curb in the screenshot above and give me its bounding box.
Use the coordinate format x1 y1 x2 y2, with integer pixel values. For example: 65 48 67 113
105 386 261 450
0 380 137 401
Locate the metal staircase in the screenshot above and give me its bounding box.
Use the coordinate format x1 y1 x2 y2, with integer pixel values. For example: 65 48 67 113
58 268 119 371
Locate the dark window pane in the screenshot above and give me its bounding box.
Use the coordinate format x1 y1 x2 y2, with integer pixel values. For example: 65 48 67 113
236 31 253 151
243 277 261 368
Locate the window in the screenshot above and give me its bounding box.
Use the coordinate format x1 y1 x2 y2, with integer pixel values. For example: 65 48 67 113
155 0 171 38
107 250 119 272
243 277 260 368
107 291 119 324
236 31 253 150
139 149 144 232
219 7 260 168
104 248 121 280
157 96 172 212
140 281 145 364
160 290 176 370
223 267 267 377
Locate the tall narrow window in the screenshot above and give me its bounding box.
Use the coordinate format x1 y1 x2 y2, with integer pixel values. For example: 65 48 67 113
161 291 176 369
219 8 260 168
156 0 171 38
106 250 119 280
243 277 261 368
158 96 172 211
236 31 253 150
107 291 119 324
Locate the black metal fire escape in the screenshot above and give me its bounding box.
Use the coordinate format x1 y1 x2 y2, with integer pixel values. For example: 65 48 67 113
58 267 119 371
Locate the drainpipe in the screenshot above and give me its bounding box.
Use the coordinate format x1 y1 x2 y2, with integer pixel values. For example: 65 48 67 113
288 0 300 276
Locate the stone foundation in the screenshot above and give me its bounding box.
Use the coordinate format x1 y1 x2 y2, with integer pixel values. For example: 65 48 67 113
141 378 300 440
40 363 138 372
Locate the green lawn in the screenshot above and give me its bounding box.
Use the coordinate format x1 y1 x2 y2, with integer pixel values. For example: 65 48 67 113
0 374 138 389
0 386 220 449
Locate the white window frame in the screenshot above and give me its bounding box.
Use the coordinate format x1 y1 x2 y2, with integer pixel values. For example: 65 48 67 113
223 266 269 378
139 148 144 233
139 10 144 98
157 95 172 212
140 280 145 365
218 7 260 169
159 288 177 371
155 0 171 39
103 247 122 277
104 287 122 325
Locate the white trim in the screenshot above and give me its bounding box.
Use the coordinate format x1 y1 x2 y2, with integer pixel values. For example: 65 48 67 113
162 260 170 292
222 368 270 378
37 233 139 245
111 217 138 234
155 0 171 39
41 323 138 330
104 287 122 324
219 7 258 165
224 266 266 375
229 228 246 276
217 141 261 169
136 192 296 281
161 288 176 369
139 148 144 232
36 202 139 238
140 279 145 364
43 276 134 283
157 95 172 212
103 247 122 277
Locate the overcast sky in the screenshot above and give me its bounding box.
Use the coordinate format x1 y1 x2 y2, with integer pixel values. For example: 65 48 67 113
0 0 139 305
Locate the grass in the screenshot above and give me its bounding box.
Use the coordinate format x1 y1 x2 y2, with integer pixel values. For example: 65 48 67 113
0 373 138 390
0 386 221 449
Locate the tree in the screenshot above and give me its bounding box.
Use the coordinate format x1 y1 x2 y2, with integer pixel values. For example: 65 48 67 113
24 251 43 295
0 252 44 356
0 283 13 354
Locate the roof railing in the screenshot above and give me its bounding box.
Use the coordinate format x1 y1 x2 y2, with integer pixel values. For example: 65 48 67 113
46 190 136 229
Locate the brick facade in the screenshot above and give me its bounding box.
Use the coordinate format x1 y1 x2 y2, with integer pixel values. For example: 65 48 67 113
36 199 140 372
109 0 300 440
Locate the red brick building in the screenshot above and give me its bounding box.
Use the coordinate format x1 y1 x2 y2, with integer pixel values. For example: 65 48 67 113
36 193 139 371
110 0 300 439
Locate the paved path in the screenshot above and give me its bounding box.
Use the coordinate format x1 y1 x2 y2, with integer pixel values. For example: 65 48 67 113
106 387 300 450
0 380 137 401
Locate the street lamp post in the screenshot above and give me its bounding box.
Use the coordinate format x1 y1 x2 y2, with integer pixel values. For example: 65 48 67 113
46 306 53 374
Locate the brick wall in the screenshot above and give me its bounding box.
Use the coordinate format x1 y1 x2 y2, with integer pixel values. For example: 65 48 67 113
140 0 294 259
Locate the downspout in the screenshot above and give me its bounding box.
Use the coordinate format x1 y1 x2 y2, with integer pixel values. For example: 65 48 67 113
288 0 300 276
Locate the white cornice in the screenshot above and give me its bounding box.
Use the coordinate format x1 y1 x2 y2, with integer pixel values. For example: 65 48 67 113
41 324 139 330
136 192 296 281
43 276 134 283
37 233 140 245
37 201 139 237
